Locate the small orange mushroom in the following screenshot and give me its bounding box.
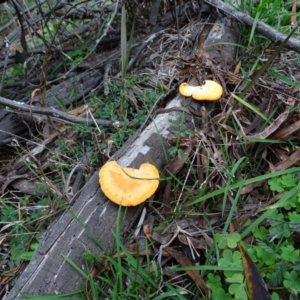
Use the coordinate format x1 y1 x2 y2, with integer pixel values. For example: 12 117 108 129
179 80 223 101
99 161 159 206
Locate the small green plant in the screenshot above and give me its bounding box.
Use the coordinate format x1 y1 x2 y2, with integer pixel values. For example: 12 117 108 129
206 273 232 300
195 169 300 300
167 113 194 159
0 196 50 270
206 258 246 299
215 232 241 249
244 172 300 298
50 44 93 75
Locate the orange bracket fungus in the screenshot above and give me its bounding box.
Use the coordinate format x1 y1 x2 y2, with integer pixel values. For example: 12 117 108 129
179 80 223 101
99 161 159 206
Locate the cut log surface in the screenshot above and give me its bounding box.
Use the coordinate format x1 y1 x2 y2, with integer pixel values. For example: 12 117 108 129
4 14 239 299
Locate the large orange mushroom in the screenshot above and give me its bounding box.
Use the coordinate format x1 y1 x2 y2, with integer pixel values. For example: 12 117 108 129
179 80 223 101
99 161 159 206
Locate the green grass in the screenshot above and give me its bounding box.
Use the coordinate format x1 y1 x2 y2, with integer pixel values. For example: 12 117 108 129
233 0 299 47
0 194 51 268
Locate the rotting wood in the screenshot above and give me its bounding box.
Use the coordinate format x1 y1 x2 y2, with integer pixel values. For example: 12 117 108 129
3 14 240 300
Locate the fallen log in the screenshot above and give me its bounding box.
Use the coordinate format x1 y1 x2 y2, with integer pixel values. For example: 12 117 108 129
3 13 240 299
4 88 193 298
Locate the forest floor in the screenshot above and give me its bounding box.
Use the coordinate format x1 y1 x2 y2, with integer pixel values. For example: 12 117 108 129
1 0 300 299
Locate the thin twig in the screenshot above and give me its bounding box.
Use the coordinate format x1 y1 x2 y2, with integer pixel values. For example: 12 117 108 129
103 63 112 95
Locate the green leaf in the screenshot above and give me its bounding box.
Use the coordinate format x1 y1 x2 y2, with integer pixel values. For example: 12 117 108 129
280 174 296 188
206 273 222 289
288 211 300 228
177 149 185 160
226 273 244 284
283 271 300 291
211 287 233 300
227 274 248 299
271 292 280 300
268 260 289 287
268 177 284 192
269 211 290 239
191 167 300 206
281 245 299 264
227 233 241 249
255 245 276 266
19 251 35 261
215 233 227 249
219 249 243 277
215 233 241 249
228 283 248 299
252 226 269 240
30 243 39 251
268 68 300 90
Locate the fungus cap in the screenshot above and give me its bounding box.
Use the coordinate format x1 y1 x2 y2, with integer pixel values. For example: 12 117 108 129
179 80 223 101
99 161 159 206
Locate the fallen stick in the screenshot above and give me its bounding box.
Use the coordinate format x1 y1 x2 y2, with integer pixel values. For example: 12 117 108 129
205 0 300 53
0 96 125 127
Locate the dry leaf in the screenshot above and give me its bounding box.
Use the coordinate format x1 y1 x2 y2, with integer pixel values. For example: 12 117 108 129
233 61 241 75
164 246 209 295
127 89 139 112
143 221 153 242
238 244 271 300
275 148 300 171
248 110 289 139
31 88 41 99
68 105 89 116
178 234 206 249
241 181 264 195
271 119 300 140
152 232 174 245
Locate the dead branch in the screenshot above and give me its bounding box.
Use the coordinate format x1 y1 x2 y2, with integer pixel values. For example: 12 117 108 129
205 0 300 53
0 96 125 127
